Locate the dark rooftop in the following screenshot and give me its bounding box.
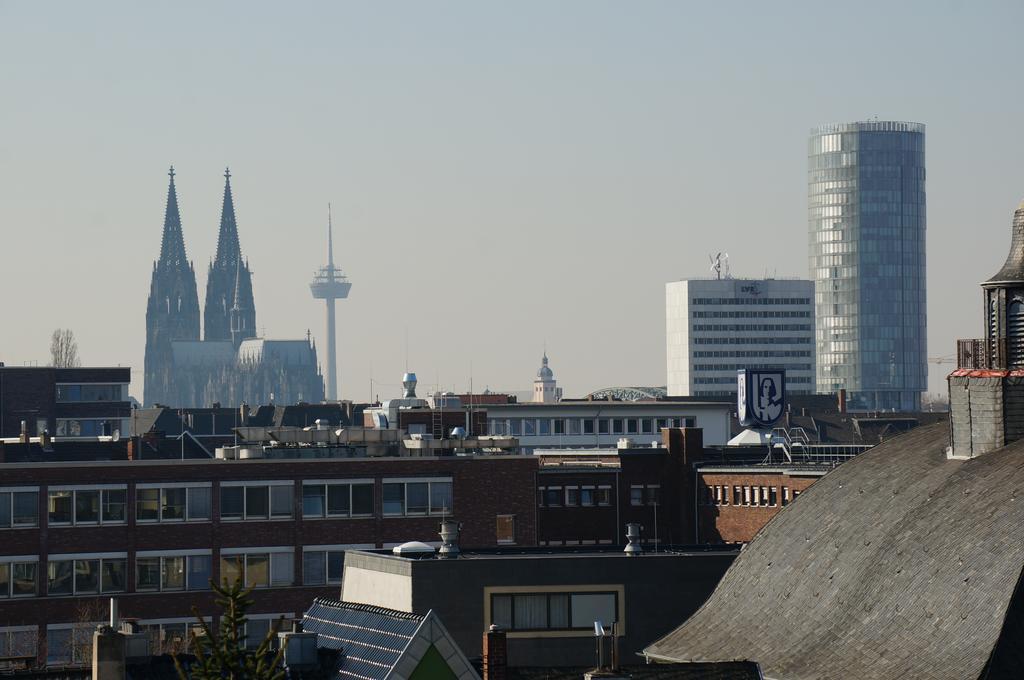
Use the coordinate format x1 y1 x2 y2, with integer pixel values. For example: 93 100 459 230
645 423 1024 679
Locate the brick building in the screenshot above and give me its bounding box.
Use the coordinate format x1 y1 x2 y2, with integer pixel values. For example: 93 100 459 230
0 366 131 439
536 429 705 547
695 465 823 543
0 449 537 665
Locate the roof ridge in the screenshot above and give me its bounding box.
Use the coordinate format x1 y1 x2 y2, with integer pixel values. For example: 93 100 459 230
310 597 425 622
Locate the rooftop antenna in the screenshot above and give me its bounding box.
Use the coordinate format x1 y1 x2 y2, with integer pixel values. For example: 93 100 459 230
709 252 722 280
310 202 351 401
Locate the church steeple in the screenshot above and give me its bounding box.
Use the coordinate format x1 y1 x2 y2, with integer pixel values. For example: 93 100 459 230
158 166 189 268
204 167 256 341
145 166 201 406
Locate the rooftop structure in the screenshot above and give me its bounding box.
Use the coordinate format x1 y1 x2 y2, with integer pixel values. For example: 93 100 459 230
309 205 351 402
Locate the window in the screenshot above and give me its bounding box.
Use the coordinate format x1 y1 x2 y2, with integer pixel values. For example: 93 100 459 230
56 383 124 402
596 486 612 506
647 485 660 506
382 479 452 517
303 549 345 586
744 487 751 506
220 483 293 520
611 419 623 435
553 419 565 435
598 419 609 435
139 621 196 656
0 626 38 659
782 486 791 506
580 487 595 506
0 488 39 528
752 487 760 506
138 485 211 523
302 481 373 518
569 419 582 435
733 486 742 505
543 487 561 507
564 487 579 506
626 419 638 434
220 550 293 589
583 419 595 435
137 554 211 592
47 555 126 595
0 559 38 598
491 590 618 631
244 616 291 651
496 515 516 544
48 491 72 524
523 419 536 436
630 486 643 506
640 419 653 434
769 487 778 506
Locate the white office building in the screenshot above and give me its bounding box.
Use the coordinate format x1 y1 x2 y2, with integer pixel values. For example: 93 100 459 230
667 278 815 397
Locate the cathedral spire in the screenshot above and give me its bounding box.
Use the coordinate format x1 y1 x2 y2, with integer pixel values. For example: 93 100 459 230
158 166 189 268
213 167 241 268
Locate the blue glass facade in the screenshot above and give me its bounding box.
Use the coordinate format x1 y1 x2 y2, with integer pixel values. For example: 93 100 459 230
808 121 926 411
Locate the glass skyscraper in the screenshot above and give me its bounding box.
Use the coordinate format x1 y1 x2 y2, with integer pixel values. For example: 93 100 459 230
808 121 926 411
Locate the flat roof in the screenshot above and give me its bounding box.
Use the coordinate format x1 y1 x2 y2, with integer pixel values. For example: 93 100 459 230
348 545 738 562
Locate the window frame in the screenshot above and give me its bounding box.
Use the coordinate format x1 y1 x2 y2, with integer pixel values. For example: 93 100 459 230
488 589 620 633
219 481 294 521
136 483 213 524
0 487 40 529
301 480 375 519
381 478 453 517
47 486 127 527
135 551 213 593
220 548 294 589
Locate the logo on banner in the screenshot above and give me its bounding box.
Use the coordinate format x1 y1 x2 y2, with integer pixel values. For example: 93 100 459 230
737 369 786 428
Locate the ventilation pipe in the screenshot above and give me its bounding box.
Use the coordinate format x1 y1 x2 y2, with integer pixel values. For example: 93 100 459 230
438 519 462 558
624 523 643 556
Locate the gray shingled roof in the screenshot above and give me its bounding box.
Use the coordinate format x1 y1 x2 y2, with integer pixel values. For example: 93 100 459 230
645 423 1024 680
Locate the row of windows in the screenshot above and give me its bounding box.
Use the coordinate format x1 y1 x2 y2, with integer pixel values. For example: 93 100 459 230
0 547 351 599
7 479 454 528
692 350 812 358
538 486 613 508
693 364 813 372
691 310 811 319
693 337 812 345
55 384 125 403
491 591 617 632
488 417 694 437
695 376 813 385
691 297 811 306
692 324 811 332
701 484 801 507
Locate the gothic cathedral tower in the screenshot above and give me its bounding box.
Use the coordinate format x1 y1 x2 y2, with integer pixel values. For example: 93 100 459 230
204 168 256 342
144 167 200 406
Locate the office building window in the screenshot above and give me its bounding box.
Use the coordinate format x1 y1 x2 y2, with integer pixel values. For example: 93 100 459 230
580 486 595 506
220 550 293 589
382 478 452 517
137 484 212 523
302 481 373 518
542 487 562 507
0 559 38 598
302 549 345 586
491 590 617 631
0 626 37 658
630 486 643 506
564 487 580 506
496 515 516 544
47 554 126 596
47 487 127 526
220 482 293 521
596 486 612 506
0 488 39 528
136 553 211 592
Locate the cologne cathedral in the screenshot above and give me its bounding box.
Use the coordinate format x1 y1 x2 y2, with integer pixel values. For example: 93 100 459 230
144 167 324 407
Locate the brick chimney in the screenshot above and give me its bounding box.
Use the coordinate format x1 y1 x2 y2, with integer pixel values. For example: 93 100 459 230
482 624 507 680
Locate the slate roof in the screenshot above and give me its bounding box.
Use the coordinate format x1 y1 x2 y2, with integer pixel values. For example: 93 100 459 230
645 422 1024 680
302 598 477 680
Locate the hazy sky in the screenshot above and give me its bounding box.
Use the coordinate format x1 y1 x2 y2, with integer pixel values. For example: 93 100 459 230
2 1 1023 401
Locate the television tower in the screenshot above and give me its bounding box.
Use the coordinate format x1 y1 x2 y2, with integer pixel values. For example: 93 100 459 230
309 205 351 401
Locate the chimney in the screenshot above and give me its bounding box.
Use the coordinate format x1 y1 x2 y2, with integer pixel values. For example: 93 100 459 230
19 420 28 444
482 625 507 680
92 625 125 680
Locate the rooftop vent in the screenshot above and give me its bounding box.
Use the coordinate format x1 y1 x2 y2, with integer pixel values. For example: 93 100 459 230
624 523 643 556
402 372 418 398
438 520 462 559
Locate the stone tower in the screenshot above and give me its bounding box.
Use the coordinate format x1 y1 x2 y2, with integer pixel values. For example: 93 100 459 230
204 168 255 341
144 167 200 406
949 200 1024 457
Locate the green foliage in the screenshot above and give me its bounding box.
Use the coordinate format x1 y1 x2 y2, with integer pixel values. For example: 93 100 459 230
175 579 286 680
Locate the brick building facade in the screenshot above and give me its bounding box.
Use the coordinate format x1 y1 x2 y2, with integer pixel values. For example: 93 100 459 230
696 466 823 543
0 453 537 665
0 367 131 439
